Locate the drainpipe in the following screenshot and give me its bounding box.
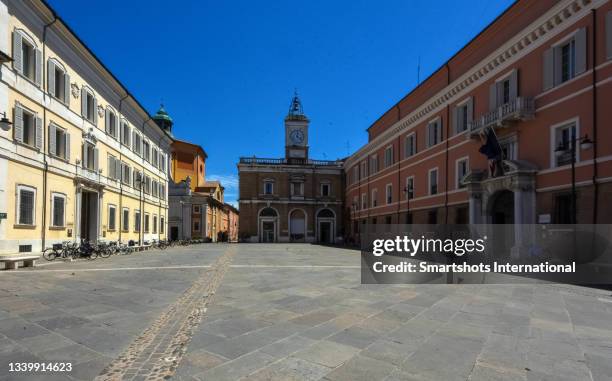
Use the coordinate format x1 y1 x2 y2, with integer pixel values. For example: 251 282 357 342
139 117 151 244
444 63 450 224
396 123 401 223
591 9 598 224
117 94 128 242
40 15 58 251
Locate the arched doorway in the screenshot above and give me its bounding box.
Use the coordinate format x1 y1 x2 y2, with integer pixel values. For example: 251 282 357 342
489 190 514 224
316 208 336 244
289 209 306 242
488 190 515 255
258 207 278 243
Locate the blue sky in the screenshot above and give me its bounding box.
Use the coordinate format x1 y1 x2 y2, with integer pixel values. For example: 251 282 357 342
48 0 514 205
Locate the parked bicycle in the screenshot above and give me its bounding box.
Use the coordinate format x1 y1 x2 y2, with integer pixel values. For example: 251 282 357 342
42 241 78 261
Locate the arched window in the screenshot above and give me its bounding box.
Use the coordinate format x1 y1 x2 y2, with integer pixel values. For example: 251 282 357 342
260 207 277 217
317 209 334 218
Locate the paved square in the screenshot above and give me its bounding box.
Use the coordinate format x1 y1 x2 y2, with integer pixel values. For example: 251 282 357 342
0 244 611 380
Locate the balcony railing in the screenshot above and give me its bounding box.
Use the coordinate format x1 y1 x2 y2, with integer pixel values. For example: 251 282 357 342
239 157 343 166
76 165 102 184
468 96 534 136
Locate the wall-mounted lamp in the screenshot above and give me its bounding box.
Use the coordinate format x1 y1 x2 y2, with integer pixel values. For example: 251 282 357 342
0 112 12 132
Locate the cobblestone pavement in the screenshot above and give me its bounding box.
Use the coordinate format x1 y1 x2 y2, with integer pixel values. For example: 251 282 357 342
0 244 612 380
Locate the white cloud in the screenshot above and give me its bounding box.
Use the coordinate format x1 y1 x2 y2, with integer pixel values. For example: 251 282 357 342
206 173 239 207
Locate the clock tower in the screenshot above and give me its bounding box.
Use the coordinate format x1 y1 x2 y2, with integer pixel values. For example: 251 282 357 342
285 92 309 161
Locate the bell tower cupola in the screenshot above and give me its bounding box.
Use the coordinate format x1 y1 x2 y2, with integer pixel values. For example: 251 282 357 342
285 91 309 161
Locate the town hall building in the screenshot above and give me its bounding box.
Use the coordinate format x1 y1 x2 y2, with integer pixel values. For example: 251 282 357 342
238 94 344 243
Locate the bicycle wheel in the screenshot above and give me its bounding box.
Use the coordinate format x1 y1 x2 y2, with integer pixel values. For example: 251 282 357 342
99 247 111 258
42 248 57 261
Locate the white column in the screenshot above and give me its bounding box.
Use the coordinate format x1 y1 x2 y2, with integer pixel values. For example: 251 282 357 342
512 188 536 259
75 187 82 241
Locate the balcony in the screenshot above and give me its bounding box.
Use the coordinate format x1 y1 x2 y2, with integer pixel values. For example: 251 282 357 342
468 97 534 137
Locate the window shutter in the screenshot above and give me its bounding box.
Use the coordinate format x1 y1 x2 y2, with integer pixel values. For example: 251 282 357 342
607 12 612 59
94 147 99 171
509 69 518 100
108 156 114 179
543 48 554 90
438 120 443 142
34 49 42 87
489 83 497 111
115 159 121 181
105 109 110 134
553 46 563 86
467 97 474 126
81 88 86 117
65 133 70 161
574 28 587 75
132 131 136 152
12 32 22 73
14 104 24 142
114 114 119 139
93 97 98 124
82 144 88 168
63 73 71 104
451 106 458 134
48 60 56 96
49 124 56 156
35 116 42 150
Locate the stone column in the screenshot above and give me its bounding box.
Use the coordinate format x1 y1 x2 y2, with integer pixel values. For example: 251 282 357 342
511 174 536 259
75 186 82 242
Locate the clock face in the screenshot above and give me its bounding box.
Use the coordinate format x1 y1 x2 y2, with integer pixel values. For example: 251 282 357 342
290 129 305 145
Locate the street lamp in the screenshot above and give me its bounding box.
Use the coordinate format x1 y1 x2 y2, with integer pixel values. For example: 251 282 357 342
0 112 12 132
554 134 594 224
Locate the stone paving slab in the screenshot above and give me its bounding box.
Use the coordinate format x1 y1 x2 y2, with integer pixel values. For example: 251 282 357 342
0 244 611 380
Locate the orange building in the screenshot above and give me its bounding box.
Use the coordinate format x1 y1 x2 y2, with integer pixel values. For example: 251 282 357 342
168 140 238 241
345 0 612 243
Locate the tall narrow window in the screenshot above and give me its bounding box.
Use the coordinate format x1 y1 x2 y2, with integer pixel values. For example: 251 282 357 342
429 169 438 195
14 104 42 150
106 108 118 139
264 180 274 195
134 210 141 232
17 185 36 226
384 146 393 168
456 158 469 189
386 184 393 204
51 193 65 227
108 205 117 231
13 30 41 85
81 88 97 124
406 177 414 200
427 119 443 147
153 215 158 234
82 142 98 171
405 134 416 158
144 213 150 233
554 122 577 167
369 155 378 174
48 59 69 103
160 217 165 234
48 124 69 160
122 208 129 232
121 121 131 147
371 189 378 208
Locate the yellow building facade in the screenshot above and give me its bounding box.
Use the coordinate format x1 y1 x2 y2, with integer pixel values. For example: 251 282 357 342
0 0 172 255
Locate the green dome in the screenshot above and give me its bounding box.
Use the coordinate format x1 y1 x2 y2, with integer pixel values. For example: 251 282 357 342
153 104 173 132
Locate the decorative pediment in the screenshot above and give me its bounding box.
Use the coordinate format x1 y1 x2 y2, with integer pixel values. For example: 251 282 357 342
82 128 97 144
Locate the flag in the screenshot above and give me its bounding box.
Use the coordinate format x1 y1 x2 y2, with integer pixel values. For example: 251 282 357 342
478 127 504 177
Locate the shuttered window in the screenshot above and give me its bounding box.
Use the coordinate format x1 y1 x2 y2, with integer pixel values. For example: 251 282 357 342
369 155 378 174
13 30 41 86
47 59 70 104
121 121 131 147
81 88 97 124
17 186 36 226
51 193 65 227
106 108 118 139
13 103 42 150
49 124 69 160
427 119 443 147
153 215 158 234
386 184 393 204
456 158 469 189
122 163 132 185
82 142 98 171
543 28 587 90
489 70 517 110
454 97 473 134
134 210 141 232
